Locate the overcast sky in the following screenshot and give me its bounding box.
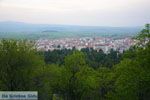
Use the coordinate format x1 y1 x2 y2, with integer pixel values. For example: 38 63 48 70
0 0 149 26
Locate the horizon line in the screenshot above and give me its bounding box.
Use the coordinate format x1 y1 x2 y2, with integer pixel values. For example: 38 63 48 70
0 20 144 28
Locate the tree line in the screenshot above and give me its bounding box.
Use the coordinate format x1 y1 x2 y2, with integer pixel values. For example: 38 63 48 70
0 24 150 100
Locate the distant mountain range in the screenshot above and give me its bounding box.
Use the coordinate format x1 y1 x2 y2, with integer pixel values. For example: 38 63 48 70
0 21 142 39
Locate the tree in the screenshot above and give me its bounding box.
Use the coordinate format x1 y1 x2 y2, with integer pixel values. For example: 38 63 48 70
112 59 143 100
62 51 86 100
35 64 63 100
97 67 114 100
137 24 150 47
58 51 98 100
0 40 44 91
110 24 150 100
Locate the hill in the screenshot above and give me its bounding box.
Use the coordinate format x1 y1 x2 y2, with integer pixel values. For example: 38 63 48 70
0 21 142 39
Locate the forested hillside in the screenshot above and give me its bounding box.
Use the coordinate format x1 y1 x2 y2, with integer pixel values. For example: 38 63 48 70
0 24 149 100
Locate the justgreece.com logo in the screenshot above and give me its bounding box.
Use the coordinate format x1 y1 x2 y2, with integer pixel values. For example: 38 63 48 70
0 91 38 100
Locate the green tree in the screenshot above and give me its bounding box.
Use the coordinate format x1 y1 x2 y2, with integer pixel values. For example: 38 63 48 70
112 59 143 100
97 67 114 100
62 51 86 100
0 40 44 91
59 51 98 100
35 64 63 100
110 24 150 100
137 23 150 47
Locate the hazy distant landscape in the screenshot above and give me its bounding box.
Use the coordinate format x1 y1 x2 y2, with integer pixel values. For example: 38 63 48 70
0 0 149 99
0 21 142 39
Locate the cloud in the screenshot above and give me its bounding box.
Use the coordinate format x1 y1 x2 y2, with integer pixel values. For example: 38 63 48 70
0 0 149 26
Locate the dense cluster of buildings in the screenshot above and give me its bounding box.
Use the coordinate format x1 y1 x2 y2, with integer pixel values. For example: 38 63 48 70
35 37 137 53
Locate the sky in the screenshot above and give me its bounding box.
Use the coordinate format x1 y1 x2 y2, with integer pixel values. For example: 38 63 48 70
0 0 149 26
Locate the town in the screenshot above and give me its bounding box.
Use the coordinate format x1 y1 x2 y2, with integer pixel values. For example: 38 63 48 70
35 37 137 53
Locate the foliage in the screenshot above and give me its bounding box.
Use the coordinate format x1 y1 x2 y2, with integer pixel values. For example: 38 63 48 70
0 24 150 100
43 47 121 69
0 40 44 91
